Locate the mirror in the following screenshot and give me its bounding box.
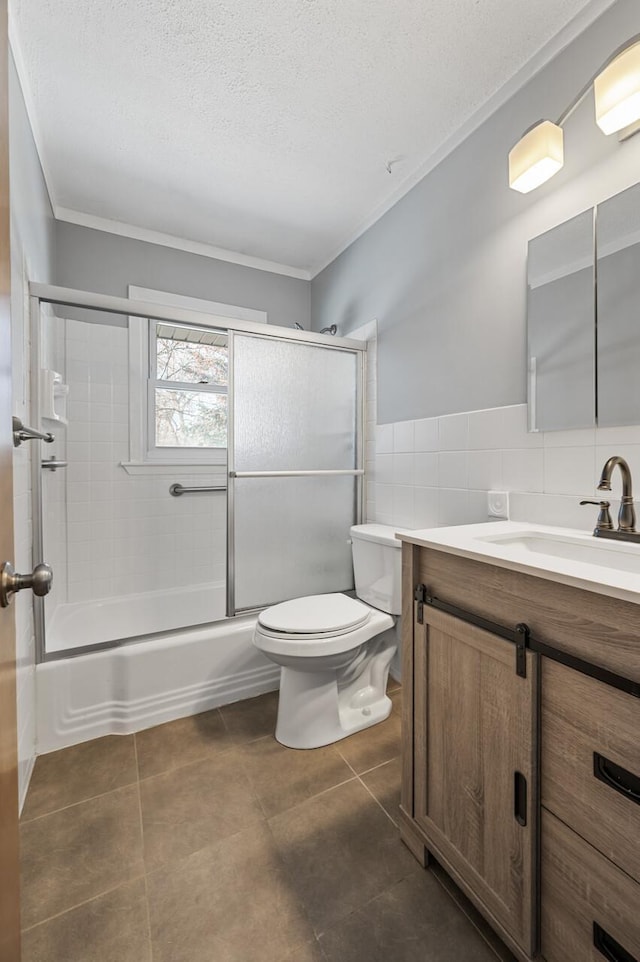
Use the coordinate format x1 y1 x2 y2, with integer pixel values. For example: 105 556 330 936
527 209 595 432
596 182 640 427
527 181 640 432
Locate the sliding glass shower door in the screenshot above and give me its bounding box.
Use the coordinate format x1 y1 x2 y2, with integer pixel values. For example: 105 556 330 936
228 332 363 614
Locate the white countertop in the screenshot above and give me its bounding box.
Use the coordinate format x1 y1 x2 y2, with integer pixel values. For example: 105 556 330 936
396 520 640 606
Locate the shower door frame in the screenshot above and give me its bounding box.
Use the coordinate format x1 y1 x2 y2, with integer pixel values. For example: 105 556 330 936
226 328 365 617
28 283 367 662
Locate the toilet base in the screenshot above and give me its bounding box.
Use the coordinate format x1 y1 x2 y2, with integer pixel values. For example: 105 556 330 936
274 634 396 749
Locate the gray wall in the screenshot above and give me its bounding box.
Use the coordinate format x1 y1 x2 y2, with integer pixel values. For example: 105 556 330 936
311 0 640 423
10 54 54 283
54 221 310 328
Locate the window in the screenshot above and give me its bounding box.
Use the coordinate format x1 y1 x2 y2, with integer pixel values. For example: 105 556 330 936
125 287 266 473
148 322 228 460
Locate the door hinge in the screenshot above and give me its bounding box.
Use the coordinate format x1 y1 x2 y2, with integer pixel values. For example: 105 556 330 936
414 584 426 624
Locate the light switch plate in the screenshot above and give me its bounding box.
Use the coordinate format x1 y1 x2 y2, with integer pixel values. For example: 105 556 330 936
488 490 509 519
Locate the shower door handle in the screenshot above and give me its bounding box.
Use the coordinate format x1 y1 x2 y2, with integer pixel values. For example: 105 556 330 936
0 561 53 607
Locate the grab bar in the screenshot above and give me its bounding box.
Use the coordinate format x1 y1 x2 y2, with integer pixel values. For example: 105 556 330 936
169 483 227 496
230 469 364 478
13 416 54 447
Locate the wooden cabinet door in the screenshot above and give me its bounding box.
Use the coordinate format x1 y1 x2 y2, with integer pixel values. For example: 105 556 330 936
414 605 537 957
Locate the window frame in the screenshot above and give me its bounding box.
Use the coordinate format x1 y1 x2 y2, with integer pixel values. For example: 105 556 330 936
124 287 267 473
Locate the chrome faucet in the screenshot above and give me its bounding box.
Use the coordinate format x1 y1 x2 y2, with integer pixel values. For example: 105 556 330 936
581 456 640 543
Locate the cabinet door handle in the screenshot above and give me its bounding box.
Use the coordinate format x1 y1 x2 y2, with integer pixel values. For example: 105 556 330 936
514 771 527 826
593 922 638 962
593 752 640 807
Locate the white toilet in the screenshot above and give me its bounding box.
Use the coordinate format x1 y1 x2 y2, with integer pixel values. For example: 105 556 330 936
253 524 403 749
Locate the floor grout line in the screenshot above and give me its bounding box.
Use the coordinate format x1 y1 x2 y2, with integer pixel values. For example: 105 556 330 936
20 875 148 934
20 779 139 825
356 754 400 778
355 772 398 827
335 745 359 775
133 736 154 958
136 743 238 784
264 774 361 820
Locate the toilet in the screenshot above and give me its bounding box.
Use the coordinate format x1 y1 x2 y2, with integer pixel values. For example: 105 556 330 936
253 524 403 749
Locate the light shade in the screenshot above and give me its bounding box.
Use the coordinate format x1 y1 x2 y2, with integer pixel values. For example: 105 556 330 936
508 121 564 194
595 40 640 135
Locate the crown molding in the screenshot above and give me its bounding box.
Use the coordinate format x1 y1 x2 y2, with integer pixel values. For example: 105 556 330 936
55 207 311 280
309 0 617 278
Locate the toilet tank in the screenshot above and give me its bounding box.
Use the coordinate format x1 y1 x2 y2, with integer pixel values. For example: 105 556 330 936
350 524 404 615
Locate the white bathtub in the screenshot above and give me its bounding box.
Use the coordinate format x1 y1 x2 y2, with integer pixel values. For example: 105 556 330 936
45 581 228 653
36 614 280 754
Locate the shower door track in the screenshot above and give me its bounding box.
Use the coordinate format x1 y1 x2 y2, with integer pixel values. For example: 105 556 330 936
28 283 367 350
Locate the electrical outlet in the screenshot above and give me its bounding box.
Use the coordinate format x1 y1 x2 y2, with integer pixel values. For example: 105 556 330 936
488 490 509 519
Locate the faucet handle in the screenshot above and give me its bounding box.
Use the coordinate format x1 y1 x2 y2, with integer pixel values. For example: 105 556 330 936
580 500 614 531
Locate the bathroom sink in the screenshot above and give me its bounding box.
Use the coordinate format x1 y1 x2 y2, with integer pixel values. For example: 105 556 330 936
396 520 640 605
475 530 640 574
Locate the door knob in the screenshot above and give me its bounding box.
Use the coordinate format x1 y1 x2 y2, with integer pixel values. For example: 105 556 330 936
0 562 53 607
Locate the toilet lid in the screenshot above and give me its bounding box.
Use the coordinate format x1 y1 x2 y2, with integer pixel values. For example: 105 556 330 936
258 593 370 635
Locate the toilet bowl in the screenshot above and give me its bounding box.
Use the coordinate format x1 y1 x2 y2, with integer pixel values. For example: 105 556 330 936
253 524 403 749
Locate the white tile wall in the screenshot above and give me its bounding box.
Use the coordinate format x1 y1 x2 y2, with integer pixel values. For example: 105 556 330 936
44 319 227 630
368 402 640 532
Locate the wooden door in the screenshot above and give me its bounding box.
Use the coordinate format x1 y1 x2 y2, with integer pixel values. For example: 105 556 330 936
414 605 537 957
0 0 22 956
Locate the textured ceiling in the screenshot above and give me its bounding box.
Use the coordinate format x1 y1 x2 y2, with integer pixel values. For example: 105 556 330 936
13 0 606 273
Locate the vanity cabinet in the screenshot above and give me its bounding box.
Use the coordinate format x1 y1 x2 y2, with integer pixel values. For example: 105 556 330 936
399 538 640 962
413 606 537 956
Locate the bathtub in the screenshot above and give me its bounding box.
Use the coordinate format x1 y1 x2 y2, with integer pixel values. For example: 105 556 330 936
45 581 228 654
36 613 280 754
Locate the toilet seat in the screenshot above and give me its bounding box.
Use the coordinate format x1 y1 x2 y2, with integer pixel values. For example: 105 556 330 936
255 593 392 659
258 593 371 640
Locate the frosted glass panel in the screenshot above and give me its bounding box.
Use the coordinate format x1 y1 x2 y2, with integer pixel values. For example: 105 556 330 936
234 476 356 610
233 335 357 471
230 333 361 612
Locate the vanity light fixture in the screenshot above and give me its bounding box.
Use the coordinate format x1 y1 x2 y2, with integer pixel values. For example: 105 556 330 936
508 121 564 194
509 34 640 193
594 39 640 135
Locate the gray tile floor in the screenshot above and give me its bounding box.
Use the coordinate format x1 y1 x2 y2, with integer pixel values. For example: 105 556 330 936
20 682 511 961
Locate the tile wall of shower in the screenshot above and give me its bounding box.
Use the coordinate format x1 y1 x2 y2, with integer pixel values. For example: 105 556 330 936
41 317 227 649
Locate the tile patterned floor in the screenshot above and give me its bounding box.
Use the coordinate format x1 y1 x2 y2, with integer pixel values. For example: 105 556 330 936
20 682 512 961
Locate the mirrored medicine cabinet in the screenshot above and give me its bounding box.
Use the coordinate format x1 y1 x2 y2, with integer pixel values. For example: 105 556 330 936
527 180 640 432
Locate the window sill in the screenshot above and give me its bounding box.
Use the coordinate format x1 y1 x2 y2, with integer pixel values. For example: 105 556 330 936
120 461 227 478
